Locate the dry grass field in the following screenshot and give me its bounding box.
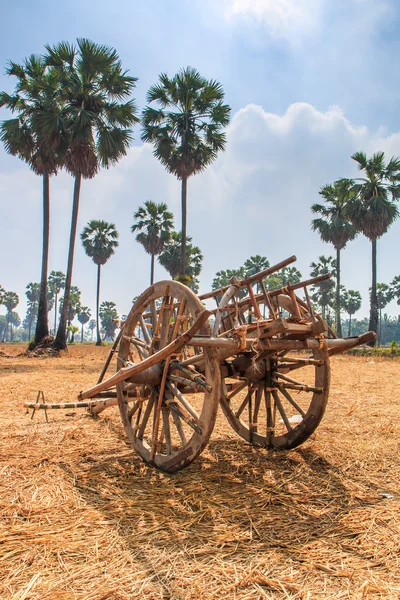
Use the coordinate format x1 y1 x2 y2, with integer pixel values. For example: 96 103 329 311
1 344 400 599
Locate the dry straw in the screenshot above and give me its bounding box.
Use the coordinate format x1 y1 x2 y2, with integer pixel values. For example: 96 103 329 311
1 345 400 599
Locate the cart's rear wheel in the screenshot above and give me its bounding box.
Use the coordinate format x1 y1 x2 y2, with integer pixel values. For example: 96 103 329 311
220 348 330 450
117 281 220 472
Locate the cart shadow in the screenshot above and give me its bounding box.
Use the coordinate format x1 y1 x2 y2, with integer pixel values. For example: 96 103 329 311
58 425 384 589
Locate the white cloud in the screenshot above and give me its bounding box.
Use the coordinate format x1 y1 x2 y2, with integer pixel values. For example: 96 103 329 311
222 0 323 40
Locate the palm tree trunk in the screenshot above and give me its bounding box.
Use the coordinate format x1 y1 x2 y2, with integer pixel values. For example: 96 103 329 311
96 263 102 346
369 238 378 345
34 173 50 345
348 313 352 336
81 322 84 343
54 174 82 350
150 252 155 285
335 247 342 337
180 177 188 278
54 292 58 335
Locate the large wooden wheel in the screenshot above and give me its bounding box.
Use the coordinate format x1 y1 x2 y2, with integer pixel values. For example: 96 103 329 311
116 281 220 472
220 348 331 450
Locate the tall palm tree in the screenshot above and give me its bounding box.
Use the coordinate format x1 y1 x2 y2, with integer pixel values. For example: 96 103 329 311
310 256 336 320
77 306 91 343
3 291 19 341
0 55 64 346
48 271 65 334
311 179 358 336
142 67 231 278
341 289 362 336
158 231 203 283
46 39 139 350
81 220 119 345
131 200 174 284
345 152 400 341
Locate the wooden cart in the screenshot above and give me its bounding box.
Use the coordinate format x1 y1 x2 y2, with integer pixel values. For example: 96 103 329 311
26 255 375 472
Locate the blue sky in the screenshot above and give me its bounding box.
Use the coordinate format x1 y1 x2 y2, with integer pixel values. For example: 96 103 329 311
1 0 400 323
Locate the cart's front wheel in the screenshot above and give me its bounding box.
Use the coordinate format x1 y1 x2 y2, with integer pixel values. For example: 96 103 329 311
117 281 220 472
220 348 330 450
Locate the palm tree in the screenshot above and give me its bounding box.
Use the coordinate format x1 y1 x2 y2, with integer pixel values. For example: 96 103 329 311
77 306 91 342
345 152 400 341
25 282 40 340
243 256 270 293
0 55 64 346
99 301 118 340
310 256 336 321
81 220 119 345
158 231 203 283
48 271 65 334
341 289 362 336
46 39 139 350
311 179 358 336
3 291 19 341
88 319 96 341
131 200 174 284
142 67 231 278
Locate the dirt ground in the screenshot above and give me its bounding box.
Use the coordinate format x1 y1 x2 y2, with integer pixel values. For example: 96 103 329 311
1 344 400 599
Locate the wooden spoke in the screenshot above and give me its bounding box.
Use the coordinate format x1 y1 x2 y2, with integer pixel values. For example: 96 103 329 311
272 390 292 432
171 409 188 446
133 404 142 439
165 400 202 434
226 380 247 401
235 391 251 419
137 393 155 440
128 400 141 421
278 382 324 394
166 381 200 423
139 314 152 345
276 373 323 393
161 407 172 455
252 384 263 433
278 386 306 418
265 388 274 445
159 297 173 350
